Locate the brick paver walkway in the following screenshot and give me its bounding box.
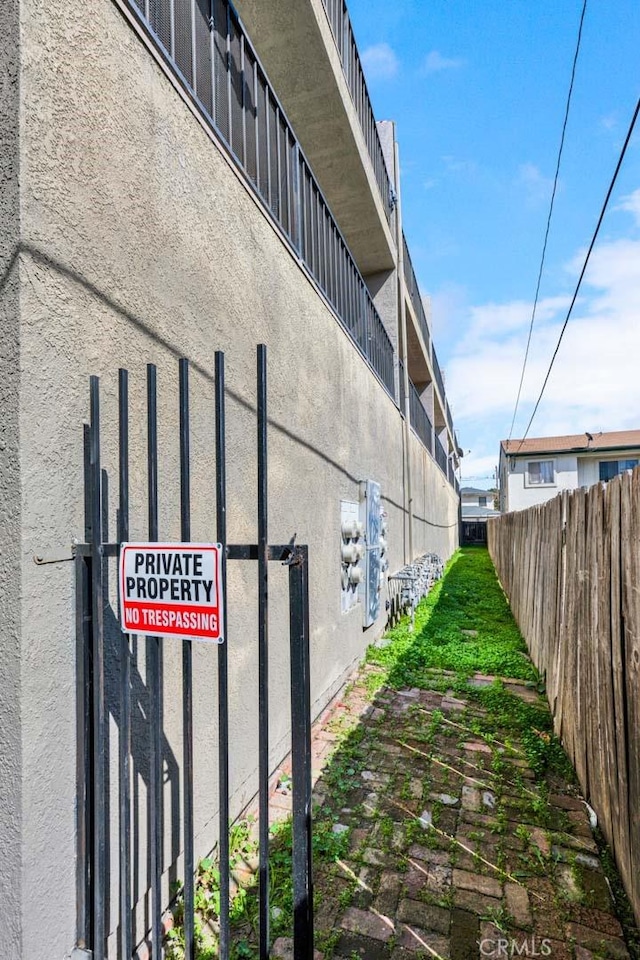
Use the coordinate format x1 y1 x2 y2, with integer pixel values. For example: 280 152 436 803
273 666 635 960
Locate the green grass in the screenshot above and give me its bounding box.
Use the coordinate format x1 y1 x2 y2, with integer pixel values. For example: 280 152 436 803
166 813 351 959
367 547 537 686
366 547 575 779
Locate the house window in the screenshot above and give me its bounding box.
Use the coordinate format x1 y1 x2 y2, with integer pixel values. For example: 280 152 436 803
479 495 487 506
527 460 554 486
599 459 638 482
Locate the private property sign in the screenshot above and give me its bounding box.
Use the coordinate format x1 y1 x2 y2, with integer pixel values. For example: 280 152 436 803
119 543 224 643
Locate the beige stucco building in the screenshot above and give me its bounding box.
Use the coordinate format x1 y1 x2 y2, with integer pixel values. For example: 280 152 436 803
0 0 461 956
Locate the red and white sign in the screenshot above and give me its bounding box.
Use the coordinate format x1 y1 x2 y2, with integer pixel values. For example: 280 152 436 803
119 543 224 643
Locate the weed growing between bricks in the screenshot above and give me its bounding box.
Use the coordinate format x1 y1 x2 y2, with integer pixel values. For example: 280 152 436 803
164 548 639 959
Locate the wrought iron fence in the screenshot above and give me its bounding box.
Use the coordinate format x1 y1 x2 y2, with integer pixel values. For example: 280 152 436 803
402 233 431 358
409 380 433 453
319 0 394 222
125 0 395 397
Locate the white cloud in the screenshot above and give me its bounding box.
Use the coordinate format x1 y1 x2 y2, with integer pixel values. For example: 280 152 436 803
518 163 555 205
464 295 571 341
361 43 399 81
616 188 640 226
600 113 618 132
445 227 640 464
460 452 500 483
429 283 468 339
442 155 477 176
420 50 464 74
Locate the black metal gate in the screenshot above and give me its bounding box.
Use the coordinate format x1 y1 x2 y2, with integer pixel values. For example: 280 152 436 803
75 346 313 960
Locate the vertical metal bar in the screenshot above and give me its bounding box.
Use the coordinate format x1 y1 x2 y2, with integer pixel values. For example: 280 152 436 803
118 369 133 960
322 207 328 296
309 184 316 279
147 363 163 959
331 226 338 310
209 0 216 125
265 86 272 210
294 145 302 255
226 3 232 149
257 345 270 960
254 59 260 191
169 0 176 61
297 158 303 257
240 33 247 168
190 0 198 94
289 548 313 960
215 350 231 960
179 358 195 960
75 550 91 949
285 130 292 239
275 108 282 227
89 376 106 959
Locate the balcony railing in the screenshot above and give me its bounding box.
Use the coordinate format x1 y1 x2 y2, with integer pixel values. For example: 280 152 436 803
432 347 446 405
402 233 431 358
435 435 448 475
409 380 433 454
125 0 395 397
320 0 394 223
446 399 454 436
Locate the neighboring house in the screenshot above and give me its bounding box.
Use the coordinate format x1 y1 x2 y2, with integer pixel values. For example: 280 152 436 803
1 1 461 955
461 486 496 510
499 431 640 512
460 486 500 544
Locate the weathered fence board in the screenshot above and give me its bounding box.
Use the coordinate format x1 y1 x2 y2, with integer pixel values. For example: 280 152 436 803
488 468 640 925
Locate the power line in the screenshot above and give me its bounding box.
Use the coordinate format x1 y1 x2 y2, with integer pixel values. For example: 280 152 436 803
515 94 640 450
508 0 588 442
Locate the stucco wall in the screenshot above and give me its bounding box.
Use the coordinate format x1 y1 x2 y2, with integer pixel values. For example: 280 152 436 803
0 3 22 958
5 0 458 955
505 454 579 511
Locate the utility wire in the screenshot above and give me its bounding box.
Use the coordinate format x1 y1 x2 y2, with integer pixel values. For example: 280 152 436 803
515 94 640 451
507 0 588 442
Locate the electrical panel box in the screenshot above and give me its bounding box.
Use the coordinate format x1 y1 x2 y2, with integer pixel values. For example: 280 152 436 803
340 500 363 614
359 480 387 628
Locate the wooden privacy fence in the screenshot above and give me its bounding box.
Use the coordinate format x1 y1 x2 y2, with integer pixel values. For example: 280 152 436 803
487 469 640 925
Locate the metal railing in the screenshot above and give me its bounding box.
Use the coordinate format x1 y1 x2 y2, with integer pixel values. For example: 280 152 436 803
432 347 446 405
125 0 395 397
409 380 433 453
320 0 394 222
402 233 431 358
435 434 448 475
398 364 456 489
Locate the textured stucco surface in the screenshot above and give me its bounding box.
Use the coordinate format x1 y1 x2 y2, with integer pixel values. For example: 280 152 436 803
505 454 579 511
0 1 22 957
4 0 459 954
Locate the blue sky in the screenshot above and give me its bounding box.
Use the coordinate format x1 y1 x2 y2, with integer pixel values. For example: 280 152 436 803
347 0 640 485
